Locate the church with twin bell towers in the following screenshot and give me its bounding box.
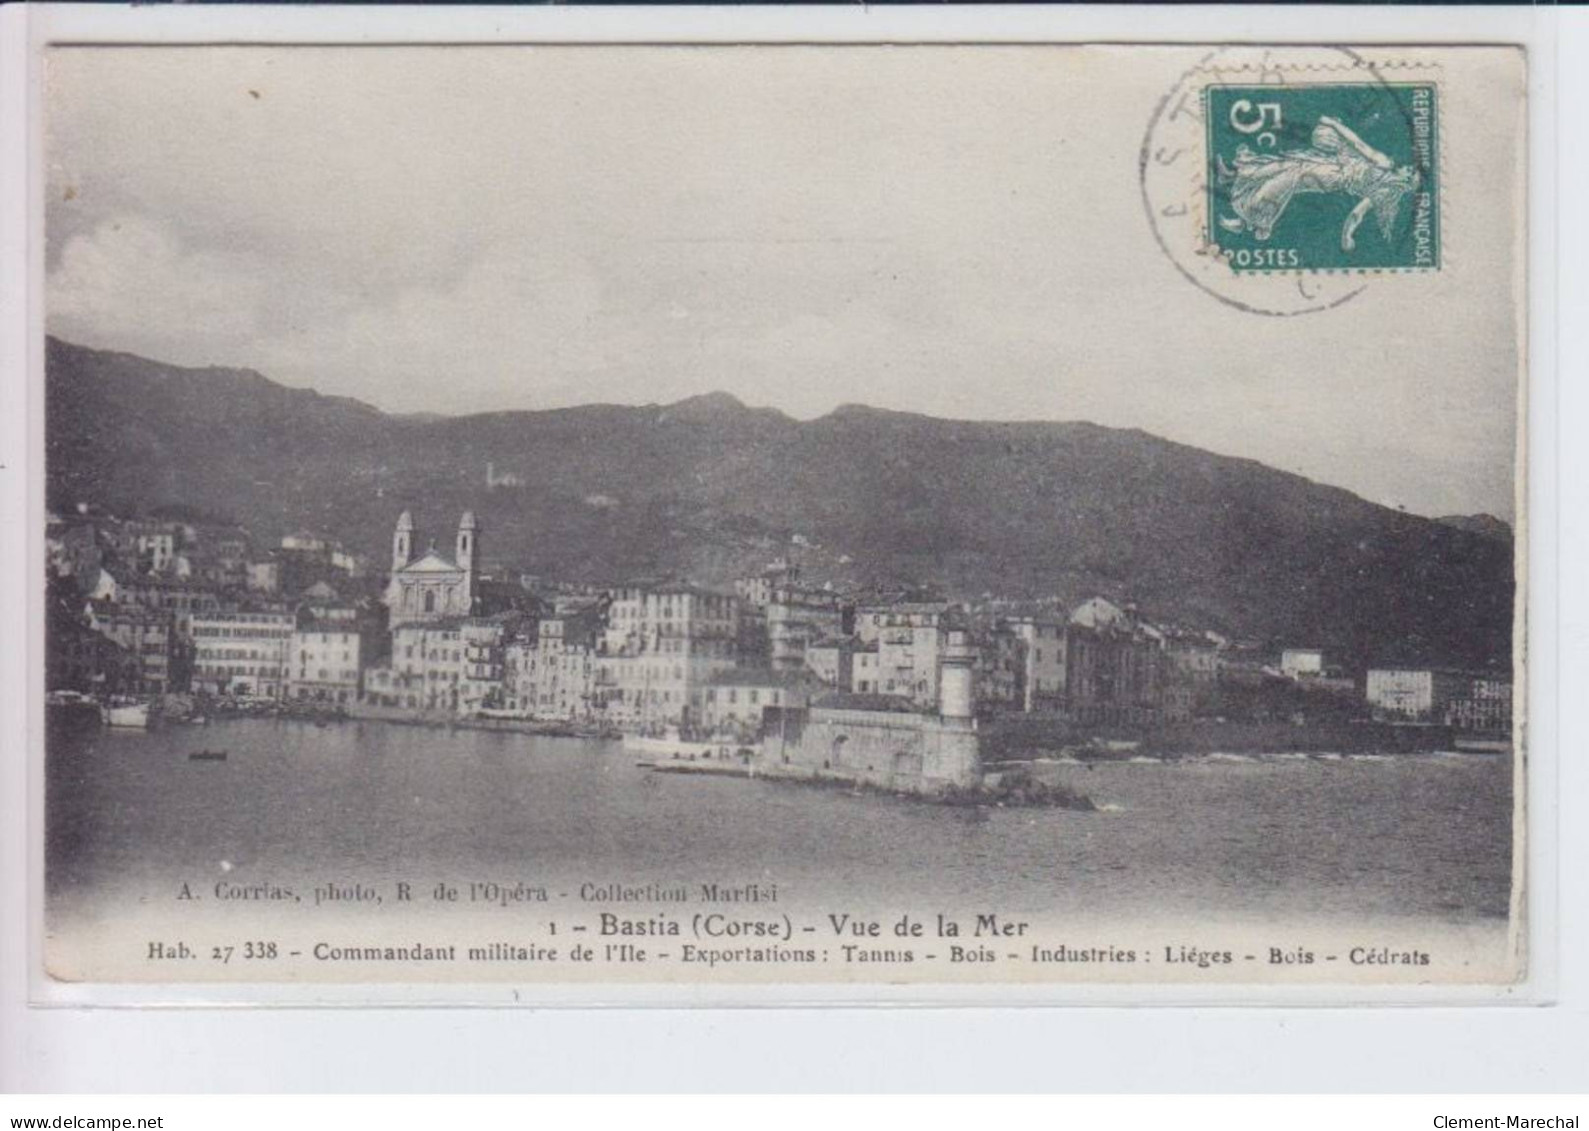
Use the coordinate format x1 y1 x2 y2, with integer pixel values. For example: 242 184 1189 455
383 510 481 628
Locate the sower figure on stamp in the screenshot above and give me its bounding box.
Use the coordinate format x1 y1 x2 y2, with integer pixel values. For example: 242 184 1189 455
1217 116 1420 252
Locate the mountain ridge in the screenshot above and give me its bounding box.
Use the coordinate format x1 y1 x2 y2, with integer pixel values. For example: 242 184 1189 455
44 336 1514 672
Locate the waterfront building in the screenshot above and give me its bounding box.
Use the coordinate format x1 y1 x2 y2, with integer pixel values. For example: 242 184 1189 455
190 608 295 699
384 511 481 628
388 621 468 712
1064 600 1167 725
602 650 739 733
1448 677 1513 733
697 669 821 740
503 607 604 720
50 584 138 694
1365 668 1512 732
288 623 363 704
360 666 404 708
459 618 511 715
855 602 953 709
85 600 175 694
1161 628 1223 683
1003 617 1069 713
598 583 740 731
761 631 981 794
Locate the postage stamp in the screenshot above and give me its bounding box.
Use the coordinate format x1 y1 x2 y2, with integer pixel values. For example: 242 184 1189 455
1204 83 1440 273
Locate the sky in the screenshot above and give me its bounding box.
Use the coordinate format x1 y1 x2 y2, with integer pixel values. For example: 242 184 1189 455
44 46 1523 519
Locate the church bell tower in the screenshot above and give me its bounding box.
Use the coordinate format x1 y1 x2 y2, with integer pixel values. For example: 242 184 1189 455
392 510 414 571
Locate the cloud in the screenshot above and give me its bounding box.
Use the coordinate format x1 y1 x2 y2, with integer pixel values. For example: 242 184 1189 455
47 216 270 362
40 45 1520 518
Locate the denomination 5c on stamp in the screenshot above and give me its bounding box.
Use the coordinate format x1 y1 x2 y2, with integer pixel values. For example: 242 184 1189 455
1205 83 1439 273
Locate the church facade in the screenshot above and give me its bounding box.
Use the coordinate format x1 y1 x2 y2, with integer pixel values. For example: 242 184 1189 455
383 511 480 628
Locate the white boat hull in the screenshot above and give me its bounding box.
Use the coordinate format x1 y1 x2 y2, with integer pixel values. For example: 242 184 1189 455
104 704 151 729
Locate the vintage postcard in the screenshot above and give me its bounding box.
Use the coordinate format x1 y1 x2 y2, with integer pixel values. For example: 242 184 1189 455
34 41 1527 999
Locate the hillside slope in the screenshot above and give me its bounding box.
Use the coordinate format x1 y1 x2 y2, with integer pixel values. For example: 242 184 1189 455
45 337 1514 670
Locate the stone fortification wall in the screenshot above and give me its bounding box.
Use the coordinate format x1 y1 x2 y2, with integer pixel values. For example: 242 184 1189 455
763 707 980 795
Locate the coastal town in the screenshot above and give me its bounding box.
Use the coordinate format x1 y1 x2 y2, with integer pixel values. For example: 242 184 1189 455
45 500 1514 794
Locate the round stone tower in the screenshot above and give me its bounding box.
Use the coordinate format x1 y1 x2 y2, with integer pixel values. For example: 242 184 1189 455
939 629 977 722
456 511 480 611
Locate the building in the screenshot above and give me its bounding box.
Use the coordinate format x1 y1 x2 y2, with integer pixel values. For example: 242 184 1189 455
288 623 363 703
330 548 367 578
760 631 982 794
765 585 847 672
247 558 281 594
696 669 820 739
387 621 468 712
280 531 328 554
298 581 359 624
120 519 182 574
190 609 295 698
503 607 604 720
1069 596 1132 631
108 575 223 639
849 641 880 693
599 583 740 731
85 601 175 694
1161 628 1223 684
602 583 738 659
1064 600 1167 725
459 618 511 714
484 461 524 490
384 511 481 628
1281 648 1327 680
803 636 855 690
1002 617 1069 713
45 518 109 581
1448 677 1513 733
855 602 952 709
1365 668 1513 732
734 561 797 615
49 584 138 694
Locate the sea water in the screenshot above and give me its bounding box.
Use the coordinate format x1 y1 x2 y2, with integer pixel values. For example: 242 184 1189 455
47 716 1513 932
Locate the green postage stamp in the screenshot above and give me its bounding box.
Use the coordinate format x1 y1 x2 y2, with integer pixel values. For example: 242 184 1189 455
1205 83 1439 273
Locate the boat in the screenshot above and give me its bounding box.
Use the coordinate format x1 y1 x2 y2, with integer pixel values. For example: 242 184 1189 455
188 750 228 762
103 700 151 729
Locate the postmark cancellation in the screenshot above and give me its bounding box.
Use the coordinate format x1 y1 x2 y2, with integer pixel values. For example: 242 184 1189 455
1142 49 1447 315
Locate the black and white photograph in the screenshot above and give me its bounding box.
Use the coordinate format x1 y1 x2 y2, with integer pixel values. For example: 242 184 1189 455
35 40 1527 995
